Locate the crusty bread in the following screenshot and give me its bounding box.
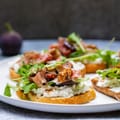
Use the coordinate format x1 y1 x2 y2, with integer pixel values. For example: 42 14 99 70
9 68 20 80
79 67 86 77
85 63 106 73
92 78 120 101
24 88 96 104
16 90 28 100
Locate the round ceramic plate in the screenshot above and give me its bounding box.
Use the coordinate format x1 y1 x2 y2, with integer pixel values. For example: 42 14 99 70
0 56 120 113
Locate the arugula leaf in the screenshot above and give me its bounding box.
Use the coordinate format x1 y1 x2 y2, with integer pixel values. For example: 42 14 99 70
69 50 83 57
67 33 86 53
97 68 120 87
47 81 56 86
29 63 44 74
18 63 45 77
45 61 66 70
18 64 32 77
97 68 120 79
111 57 120 67
97 50 117 67
4 84 11 97
22 83 37 94
68 53 99 62
17 63 44 93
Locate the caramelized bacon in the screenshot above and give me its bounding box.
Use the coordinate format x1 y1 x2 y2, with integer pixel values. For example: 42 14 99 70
20 51 41 64
48 48 61 60
57 37 75 57
40 54 53 63
45 71 57 81
18 50 60 65
30 71 46 87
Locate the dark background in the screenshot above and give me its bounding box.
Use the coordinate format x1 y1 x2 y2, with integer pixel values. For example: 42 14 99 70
0 0 120 39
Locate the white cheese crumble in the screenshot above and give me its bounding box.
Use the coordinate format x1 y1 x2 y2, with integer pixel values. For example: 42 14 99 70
110 87 120 92
70 61 85 70
33 84 89 98
83 58 103 64
97 77 109 87
97 76 120 93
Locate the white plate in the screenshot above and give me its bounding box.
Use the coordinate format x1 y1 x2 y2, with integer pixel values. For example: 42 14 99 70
0 56 120 113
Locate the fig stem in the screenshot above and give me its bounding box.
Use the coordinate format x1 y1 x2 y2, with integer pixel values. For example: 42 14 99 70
5 22 13 32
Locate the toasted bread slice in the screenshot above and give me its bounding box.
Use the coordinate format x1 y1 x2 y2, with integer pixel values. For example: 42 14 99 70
19 88 96 104
85 63 106 73
92 78 120 100
9 68 20 80
16 90 28 100
80 67 86 77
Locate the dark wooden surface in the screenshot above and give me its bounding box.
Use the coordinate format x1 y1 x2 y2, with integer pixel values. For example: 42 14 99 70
0 39 120 120
0 0 120 39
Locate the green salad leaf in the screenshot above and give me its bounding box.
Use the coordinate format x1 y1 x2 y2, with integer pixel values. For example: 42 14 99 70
68 53 100 62
97 50 116 67
18 63 45 77
69 49 120 68
45 60 66 70
4 84 11 97
22 83 37 94
69 50 84 58
97 68 120 87
67 32 86 53
17 63 44 93
47 81 56 86
111 58 120 67
97 68 120 79
29 63 44 74
18 64 32 77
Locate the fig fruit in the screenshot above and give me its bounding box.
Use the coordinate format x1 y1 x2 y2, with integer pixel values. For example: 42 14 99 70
0 23 22 56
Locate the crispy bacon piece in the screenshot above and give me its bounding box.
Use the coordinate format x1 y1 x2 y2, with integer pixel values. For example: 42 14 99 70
24 51 40 60
30 71 46 87
18 50 59 65
40 54 53 63
72 70 82 79
19 51 41 64
45 71 57 81
57 37 75 57
48 48 61 60
92 78 120 101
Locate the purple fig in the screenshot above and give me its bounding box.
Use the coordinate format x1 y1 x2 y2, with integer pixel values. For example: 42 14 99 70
0 23 22 56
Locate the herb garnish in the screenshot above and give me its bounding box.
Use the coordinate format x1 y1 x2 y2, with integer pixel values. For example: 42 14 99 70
17 63 45 94
4 84 11 97
97 68 120 80
67 33 86 53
